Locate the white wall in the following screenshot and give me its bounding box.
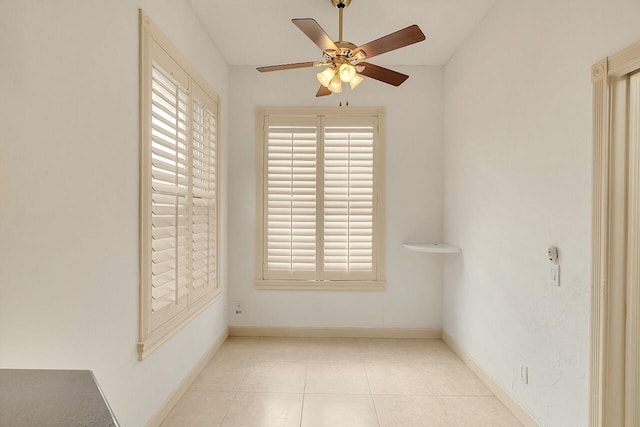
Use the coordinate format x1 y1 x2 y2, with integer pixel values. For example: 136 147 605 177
0 1 229 426
443 0 640 425
228 66 444 329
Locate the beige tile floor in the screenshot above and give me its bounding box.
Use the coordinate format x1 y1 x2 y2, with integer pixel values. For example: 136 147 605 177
161 337 522 427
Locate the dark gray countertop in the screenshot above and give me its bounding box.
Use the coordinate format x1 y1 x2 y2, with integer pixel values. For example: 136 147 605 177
0 369 119 427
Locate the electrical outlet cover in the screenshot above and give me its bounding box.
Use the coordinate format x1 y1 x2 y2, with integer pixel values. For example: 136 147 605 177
549 264 560 287
520 366 529 384
234 301 244 314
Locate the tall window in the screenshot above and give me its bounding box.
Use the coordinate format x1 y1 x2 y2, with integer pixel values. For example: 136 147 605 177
138 11 220 359
256 108 385 291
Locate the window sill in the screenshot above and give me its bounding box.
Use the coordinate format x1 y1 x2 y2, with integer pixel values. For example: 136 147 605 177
255 280 386 291
138 288 223 360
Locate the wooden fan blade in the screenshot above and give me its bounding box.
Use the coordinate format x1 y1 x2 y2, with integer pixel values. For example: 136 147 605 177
257 61 317 72
359 62 409 86
292 18 339 53
316 85 332 97
353 25 426 60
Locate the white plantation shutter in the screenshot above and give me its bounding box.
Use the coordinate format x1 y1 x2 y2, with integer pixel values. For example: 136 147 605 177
191 83 218 301
323 118 376 280
149 59 190 328
139 15 222 359
258 110 383 287
264 117 318 280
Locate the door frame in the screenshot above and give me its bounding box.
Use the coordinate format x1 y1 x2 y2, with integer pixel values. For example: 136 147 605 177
591 40 640 427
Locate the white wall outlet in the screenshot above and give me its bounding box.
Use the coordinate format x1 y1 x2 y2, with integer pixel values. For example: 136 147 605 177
549 263 560 287
520 365 529 384
234 301 244 315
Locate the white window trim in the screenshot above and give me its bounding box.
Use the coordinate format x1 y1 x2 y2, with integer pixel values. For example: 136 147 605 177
138 10 222 360
255 107 386 291
591 40 640 427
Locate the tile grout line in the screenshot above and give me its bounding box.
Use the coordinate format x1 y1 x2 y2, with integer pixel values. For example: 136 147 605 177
216 355 254 426
364 357 382 427
299 358 309 427
216 390 238 427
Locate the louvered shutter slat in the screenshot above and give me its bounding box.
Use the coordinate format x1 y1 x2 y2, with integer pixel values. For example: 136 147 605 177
151 170 188 187
151 158 186 176
153 257 185 273
151 121 187 143
152 109 183 132
152 285 174 301
151 146 180 163
152 134 188 156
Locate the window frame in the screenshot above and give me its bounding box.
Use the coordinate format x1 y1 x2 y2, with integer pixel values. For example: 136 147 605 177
591 42 640 427
255 107 386 291
138 10 222 360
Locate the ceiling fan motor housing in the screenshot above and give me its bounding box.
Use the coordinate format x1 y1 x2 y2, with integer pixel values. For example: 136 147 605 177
333 41 358 59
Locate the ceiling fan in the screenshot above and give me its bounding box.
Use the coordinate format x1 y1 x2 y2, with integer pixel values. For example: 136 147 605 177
256 0 426 97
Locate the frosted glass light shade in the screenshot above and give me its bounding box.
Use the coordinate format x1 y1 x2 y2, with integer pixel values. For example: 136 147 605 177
328 75 342 93
349 73 364 89
317 67 336 87
339 63 356 82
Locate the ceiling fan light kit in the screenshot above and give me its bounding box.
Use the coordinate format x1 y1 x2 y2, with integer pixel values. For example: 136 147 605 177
328 74 343 93
256 0 427 97
349 73 364 90
317 67 336 87
339 63 356 82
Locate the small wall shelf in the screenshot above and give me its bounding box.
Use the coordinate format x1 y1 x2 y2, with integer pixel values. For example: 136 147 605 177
403 243 461 254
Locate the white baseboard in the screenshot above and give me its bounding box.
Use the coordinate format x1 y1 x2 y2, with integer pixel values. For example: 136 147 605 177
442 331 539 427
229 326 442 339
145 327 229 427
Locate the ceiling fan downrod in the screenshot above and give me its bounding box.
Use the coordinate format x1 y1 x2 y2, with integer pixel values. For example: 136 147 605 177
331 0 351 42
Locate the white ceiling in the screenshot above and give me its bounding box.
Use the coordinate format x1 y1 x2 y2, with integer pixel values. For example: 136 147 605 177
188 0 497 67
